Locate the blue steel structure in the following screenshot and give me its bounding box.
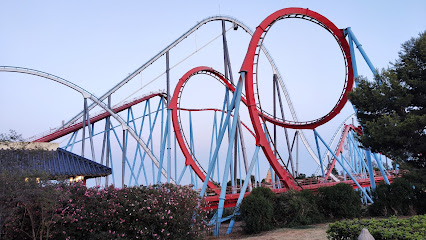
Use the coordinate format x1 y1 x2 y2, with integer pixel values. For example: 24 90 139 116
0 8 398 236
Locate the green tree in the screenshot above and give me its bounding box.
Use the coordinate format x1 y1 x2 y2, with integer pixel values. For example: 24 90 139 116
317 183 362 219
369 178 425 216
349 31 426 168
240 193 274 234
0 130 63 240
274 190 324 227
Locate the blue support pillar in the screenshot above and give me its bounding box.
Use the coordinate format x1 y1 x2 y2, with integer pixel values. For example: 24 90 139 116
365 149 376 189
314 130 325 178
373 153 390 184
346 28 359 84
177 165 187 185
208 112 218 180
69 130 79 152
134 99 163 185
129 102 149 186
199 75 245 198
346 27 378 76
64 131 76 150
314 129 373 203
226 146 260 234
214 72 245 236
109 122 139 184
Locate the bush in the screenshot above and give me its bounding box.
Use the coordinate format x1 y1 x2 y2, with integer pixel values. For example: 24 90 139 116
327 215 426 240
369 178 425 216
240 188 274 234
250 186 276 202
2 183 210 240
317 183 362 219
1 176 66 240
274 190 324 227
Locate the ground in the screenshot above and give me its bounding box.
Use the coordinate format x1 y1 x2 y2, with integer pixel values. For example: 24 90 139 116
210 222 329 240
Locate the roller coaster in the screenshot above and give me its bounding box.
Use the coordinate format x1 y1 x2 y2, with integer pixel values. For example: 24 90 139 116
1 8 397 235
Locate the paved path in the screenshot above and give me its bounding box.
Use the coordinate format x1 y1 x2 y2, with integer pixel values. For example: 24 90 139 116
213 223 329 240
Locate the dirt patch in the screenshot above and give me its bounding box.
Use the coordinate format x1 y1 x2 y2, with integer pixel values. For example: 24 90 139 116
209 222 329 240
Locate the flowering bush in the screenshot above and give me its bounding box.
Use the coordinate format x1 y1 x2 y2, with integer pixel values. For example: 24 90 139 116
2 183 210 240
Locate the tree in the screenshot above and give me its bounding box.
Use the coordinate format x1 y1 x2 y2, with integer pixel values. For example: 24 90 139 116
0 130 63 240
240 188 274 234
349 32 426 168
0 130 24 143
317 183 362 219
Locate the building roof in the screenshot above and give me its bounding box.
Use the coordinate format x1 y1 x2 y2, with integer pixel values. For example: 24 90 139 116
0 147 111 179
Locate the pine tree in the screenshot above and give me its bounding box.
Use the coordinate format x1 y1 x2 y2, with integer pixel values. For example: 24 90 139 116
349 31 425 168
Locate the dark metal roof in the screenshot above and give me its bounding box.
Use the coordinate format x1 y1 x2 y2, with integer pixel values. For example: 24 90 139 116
0 148 111 179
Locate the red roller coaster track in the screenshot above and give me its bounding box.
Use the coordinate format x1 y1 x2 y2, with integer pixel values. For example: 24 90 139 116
241 7 354 130
324 124 362 180
33 92 166 143
169 66 254 194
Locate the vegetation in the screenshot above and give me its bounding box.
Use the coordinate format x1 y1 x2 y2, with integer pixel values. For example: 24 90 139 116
0 130 60 240
369 178 425 217
239 187 274 234
317 183 363 219
327 215 426 240
1 183 210 240
1 130 210 239
240 184 363 234
349 31 426 168
274 190 323 227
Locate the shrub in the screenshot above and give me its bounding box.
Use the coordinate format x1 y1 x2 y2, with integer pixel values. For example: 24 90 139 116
240 192 274 234
2 182 209 240
327 215 426 240
369 178 425 216
51 183 210 240
274 190 324 227
1 177 66 240
317 183 362 219
250 186 276 202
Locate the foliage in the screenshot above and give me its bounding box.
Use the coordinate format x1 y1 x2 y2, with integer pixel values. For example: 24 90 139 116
1 183 210 240
227 178 245 186
401 163 426 191
295 173 306 179
317 183 362 219
0 131 209 239
2 178 64 240
274 190 324 227
0 129 58 240
327 215 426 240
349 31 426 167
250 186 276 203
0 129 24 142
239 191 274 234
369 178 425 217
